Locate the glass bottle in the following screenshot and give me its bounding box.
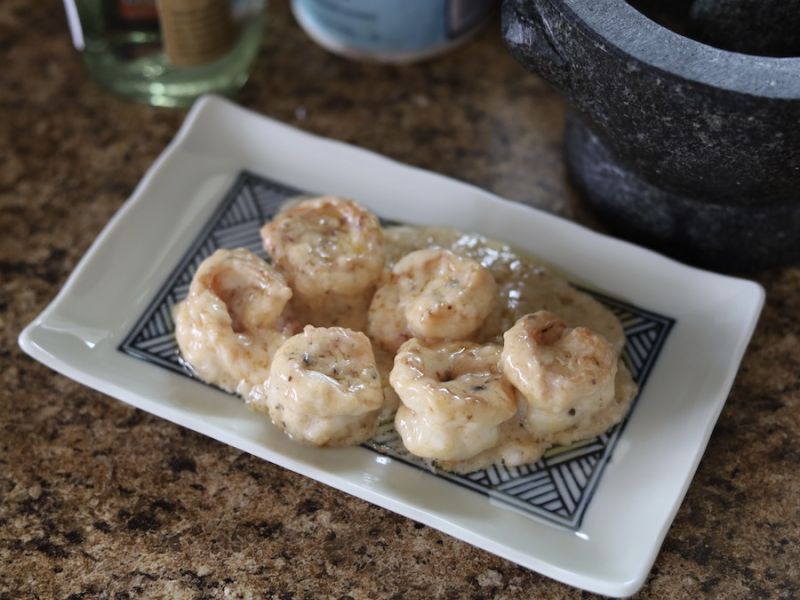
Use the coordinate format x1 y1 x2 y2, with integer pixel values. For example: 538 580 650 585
64 0 266 107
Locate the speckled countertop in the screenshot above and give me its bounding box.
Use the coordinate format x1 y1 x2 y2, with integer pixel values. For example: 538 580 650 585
1 2 798 599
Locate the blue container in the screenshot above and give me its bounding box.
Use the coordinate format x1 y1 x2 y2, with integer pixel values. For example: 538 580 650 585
292 0 494 62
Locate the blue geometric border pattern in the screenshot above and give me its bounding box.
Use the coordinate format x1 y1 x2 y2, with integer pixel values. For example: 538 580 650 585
119 171 674 530
365 290 673 529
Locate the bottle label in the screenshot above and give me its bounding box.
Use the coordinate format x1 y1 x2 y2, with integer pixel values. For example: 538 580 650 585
157 0 235 66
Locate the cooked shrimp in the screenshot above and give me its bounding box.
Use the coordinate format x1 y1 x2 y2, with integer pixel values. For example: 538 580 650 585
260 196 384 329
368 248 496 352
174 248 295 397
365 276 408 353
264 325 383 446
390 339 517 461
501 311 618 438
545 361 637 446
436 418 549 474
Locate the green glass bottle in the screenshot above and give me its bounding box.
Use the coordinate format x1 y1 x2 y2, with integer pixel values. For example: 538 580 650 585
65 0 265 107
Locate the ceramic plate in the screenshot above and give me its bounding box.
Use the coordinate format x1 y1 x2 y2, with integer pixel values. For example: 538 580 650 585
19 96 763 597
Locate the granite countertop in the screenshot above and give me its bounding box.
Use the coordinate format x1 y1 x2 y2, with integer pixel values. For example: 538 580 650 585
1 2 798 598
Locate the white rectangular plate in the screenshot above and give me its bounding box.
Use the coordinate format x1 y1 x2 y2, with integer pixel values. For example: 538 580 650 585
19 96 763 597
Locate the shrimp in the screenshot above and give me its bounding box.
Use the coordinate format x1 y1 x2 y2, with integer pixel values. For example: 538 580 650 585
368 248 497 352
390 339 517 462
501 311 619 438
436 418 549 474
174 248 295 397
260 196 384 330
546 362 637 446
263 325 383 446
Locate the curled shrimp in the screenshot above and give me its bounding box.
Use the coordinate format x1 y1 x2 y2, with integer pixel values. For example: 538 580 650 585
263 325 383 446
368 248 497 352
174 248 295 397
260 196 384 329
390 339 517 462
501 311 618 438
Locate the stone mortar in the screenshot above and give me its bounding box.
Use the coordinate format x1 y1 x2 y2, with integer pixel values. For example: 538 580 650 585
502 0 800 271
